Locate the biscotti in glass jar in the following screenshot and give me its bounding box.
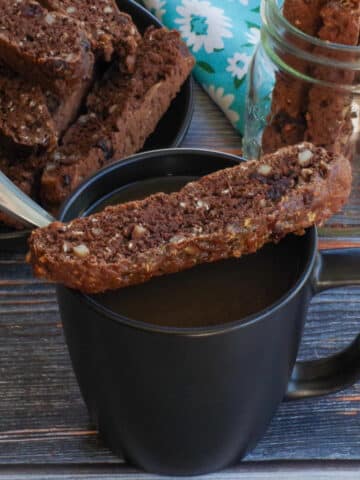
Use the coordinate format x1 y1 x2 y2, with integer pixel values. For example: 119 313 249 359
243 0 360 161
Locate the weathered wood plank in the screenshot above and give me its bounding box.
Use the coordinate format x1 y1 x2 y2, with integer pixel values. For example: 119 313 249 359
0 251 360 463
0 461 359 479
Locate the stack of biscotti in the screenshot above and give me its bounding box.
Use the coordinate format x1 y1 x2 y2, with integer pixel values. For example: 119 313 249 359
0 0 95 151
0 0 193 228
262 0 360 157
28 143 352 293
305 0 360 156
262 0 326 154
0 0 96 226
40 27 195 211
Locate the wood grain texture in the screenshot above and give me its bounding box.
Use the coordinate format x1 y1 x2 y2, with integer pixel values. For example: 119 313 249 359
0 461 359 479
0 80 360 475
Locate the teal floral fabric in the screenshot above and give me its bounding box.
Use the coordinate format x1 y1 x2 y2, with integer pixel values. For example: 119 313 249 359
141 0 261 135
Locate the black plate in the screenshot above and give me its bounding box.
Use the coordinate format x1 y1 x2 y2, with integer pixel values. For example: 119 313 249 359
0 0 194 250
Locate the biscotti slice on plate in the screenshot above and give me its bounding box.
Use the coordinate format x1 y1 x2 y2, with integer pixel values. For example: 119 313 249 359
261 0 326 154
28 143 352 293
86 27 195 154
0 0 94 94
40 113 109 209
39 0 140 66
305 0 360 155
0 63 57 155
40 27 195 209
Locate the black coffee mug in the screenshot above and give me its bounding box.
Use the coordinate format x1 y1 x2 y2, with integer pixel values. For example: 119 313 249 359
56 149 360 475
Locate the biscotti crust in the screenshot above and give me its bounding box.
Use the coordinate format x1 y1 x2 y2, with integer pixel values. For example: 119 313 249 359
28 143 352 293
0 0 95 93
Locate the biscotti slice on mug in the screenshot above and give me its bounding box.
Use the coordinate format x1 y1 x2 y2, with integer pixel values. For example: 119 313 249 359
40 27 195 209
0 0 94 94
0 63 57 155
28 143 352 293
39 0 140 65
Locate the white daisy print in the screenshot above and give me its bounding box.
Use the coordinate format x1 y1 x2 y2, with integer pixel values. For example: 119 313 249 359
176 0 233 53
226 52 251 80
239 0 249 5
204 84 240 125
143 0 166 22
246 27 261 46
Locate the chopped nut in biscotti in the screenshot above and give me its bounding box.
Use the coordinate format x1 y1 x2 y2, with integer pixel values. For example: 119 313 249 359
257 164 272 176
300 168 313 180
73 244 90 258
132 225 148 239
170 235 187 244
298 149 313 166
28 143 352 293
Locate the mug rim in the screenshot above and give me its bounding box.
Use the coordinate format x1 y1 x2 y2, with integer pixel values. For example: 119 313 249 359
58 148 318 337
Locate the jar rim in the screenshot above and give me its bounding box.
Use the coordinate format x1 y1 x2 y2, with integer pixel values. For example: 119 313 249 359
263 0 360 53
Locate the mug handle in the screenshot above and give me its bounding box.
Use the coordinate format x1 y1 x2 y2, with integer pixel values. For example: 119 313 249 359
285 248 360 400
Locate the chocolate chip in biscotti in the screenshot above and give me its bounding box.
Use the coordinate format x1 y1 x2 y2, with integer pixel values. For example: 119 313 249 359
0 0 94 94
28 143 352 294
38 0 141 65
39 27 195 210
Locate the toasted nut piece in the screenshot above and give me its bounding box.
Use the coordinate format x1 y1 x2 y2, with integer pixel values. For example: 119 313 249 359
298 149 313 166
132 224 148 239
73 244 90 258
301 168 313 180
170 234 186 244
257 164 272 176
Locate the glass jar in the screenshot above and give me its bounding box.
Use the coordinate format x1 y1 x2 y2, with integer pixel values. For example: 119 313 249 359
243 0 360 161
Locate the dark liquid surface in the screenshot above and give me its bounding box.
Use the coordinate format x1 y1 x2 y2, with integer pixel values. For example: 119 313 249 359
88 176 305 328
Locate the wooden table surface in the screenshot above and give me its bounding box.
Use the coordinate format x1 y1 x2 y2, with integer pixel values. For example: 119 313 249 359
1 82 360 479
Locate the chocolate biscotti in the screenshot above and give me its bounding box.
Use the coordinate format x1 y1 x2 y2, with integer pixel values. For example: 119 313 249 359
0 0 94 94
40 27 195 209
0 63 57 155
28 143 352 293
304 0 360 155
261 0 326 154
39 0 140 65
